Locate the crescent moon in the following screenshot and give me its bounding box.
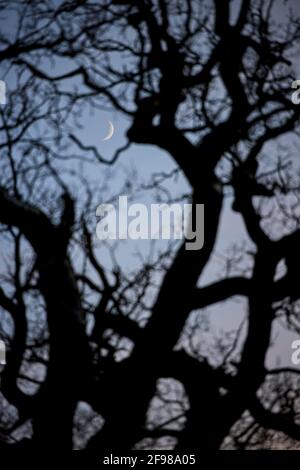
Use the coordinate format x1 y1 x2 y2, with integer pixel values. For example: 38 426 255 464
103 120 114 141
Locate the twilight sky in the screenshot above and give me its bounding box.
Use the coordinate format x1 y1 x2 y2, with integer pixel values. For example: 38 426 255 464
0 0 300 371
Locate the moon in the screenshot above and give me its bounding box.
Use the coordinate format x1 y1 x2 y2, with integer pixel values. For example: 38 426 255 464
103 120 114 141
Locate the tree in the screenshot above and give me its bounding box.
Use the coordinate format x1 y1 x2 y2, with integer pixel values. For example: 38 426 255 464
0 0 300 450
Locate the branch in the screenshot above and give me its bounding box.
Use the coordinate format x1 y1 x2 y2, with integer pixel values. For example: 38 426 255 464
0 187 53 252
190 273 300 312
0 287 17 315
70 134 130 165
249 395 300 441
190 277 250 310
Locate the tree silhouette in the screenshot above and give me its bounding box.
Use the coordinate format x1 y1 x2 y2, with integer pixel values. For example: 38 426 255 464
0 0 300 450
